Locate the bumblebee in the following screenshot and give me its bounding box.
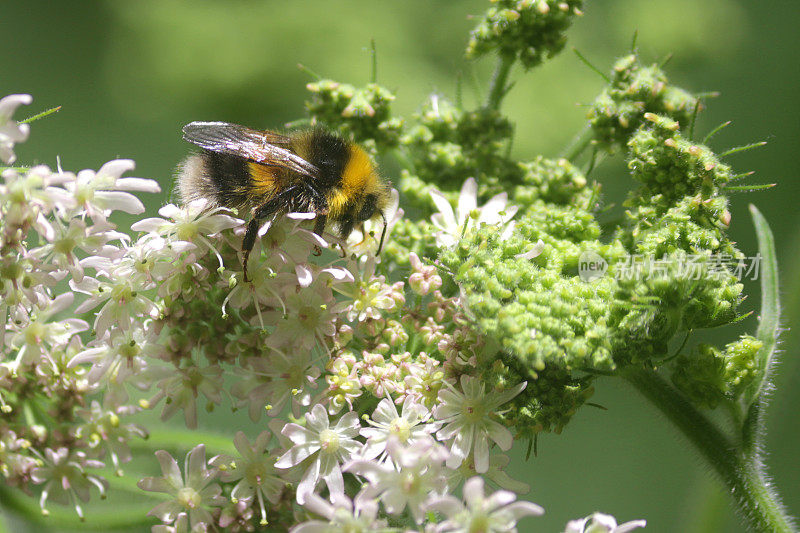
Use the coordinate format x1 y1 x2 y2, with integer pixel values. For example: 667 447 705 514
178 121 391 280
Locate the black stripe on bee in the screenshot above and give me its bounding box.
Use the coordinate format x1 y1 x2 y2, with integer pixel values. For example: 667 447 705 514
203 151 252 207
301 129 349 188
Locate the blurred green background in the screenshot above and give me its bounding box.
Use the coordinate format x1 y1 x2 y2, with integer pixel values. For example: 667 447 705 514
2 1 798 531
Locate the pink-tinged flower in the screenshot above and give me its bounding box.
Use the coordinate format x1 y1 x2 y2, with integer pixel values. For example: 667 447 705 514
564 513 646 533
217 499 254 532
151 512 189 533
434 375 526 473
74 400 147 475
274 404 362 504
0 93 32 164
346 188 404 256
360 397 438 462
221 251 295 318
63 159 160 220
290 493 385 533
408 252 442 296
137 445 225 531
426 476 543 533
31 447 108 520
148 364 224 429
231 347 319 421
344 436 448 524
325 353 364 414
402 355 446 409
340 257 403 322
430 177 518 248
210 431 283 526
269 280 342 350
257 213 327 266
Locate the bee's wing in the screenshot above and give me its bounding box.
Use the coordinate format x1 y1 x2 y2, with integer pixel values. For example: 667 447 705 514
182 121 319 178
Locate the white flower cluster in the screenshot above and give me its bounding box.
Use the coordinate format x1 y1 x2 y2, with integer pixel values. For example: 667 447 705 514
1 95 161 518
1 94 645 532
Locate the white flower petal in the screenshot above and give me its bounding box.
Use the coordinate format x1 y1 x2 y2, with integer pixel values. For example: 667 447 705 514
430 189 457 230
95 191 145 214
115 177 161 193
457 177 478 223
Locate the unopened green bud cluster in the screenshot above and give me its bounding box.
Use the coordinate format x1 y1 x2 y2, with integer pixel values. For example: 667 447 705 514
589 55 699 151
401 97 519 206
301 3 764 439
671 335 763 409
466 0 584 68
305 79 403 150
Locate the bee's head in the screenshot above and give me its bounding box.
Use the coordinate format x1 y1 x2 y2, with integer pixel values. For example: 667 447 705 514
338 142 391 253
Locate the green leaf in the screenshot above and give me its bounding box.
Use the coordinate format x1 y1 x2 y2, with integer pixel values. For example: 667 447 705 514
744 205 780 407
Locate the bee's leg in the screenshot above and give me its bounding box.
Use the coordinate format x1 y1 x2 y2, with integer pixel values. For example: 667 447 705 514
338 221 355 259
312 214 327 256
241 217 260 283
242 187 299 281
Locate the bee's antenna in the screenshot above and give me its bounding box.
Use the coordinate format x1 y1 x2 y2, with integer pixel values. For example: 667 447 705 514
377 211 388 255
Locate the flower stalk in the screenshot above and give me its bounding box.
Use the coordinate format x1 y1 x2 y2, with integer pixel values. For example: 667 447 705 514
623 367 795 533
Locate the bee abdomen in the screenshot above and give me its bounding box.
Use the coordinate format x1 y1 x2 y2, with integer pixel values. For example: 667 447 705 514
177 151 252 209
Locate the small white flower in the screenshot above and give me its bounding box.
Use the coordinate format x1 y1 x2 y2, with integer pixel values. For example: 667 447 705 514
430 177 518 248
71 273 158 336
0 93 32 164
445 452 530 495
0 165 70 232
148 365 224 429
564 512 647 533
360 397 438 462
290 493 385 533
434 375 526 472
210 431 284 527
63 159 160 220
137 445 225 530
29 217 126 282
275 404 362 504
426 476 543 533
133 200 241 273
6 292 88 367
69 323 162 386
231 347 320 421
31 447 108 520
268 280 342 350
344 436 448 524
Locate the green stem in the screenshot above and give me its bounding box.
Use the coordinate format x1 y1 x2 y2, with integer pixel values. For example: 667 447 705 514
623 368 796 533
485 53 515 111
560 123 594 161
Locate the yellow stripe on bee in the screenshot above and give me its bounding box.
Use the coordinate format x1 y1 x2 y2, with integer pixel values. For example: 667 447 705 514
328 145 378 217
247 162 279 196
327 189 351 217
